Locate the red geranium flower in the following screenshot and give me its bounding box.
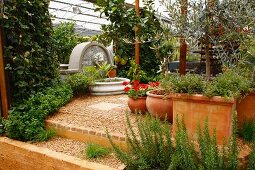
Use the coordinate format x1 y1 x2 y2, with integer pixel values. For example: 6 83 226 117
133 85 139 91
140 84 148 89
124 86 130 92
133 80 139 86
122 81 129 86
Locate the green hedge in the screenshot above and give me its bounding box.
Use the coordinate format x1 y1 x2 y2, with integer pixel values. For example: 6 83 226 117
3 0 59 103
5 83 73 141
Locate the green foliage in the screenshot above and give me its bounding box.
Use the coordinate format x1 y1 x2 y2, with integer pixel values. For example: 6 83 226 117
3 0 59 103
127 60 146 82
108 112 240 169
66 73 91 96
169 117 198 170
52 22 89 64
0 117 6 135
108 114 174 170
160 73 205 94
82 66 101 83
5 83 73 141
96 0 162 79
205 70 253 98
238 120 255 142
226 112 238 169
248 142 255 170
160 70 253 98
85 143 110 159
197 120 224 170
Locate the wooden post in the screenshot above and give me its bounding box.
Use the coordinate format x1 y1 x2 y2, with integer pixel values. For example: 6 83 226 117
135 0 140 64
179 0 187 75
0 28 8 118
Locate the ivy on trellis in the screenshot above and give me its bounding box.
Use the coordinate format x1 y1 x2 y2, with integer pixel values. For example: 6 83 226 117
2 0 59 104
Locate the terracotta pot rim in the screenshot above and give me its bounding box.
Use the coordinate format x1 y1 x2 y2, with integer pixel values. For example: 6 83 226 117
172 93 235 104
146 90 172 99
128 96 147 100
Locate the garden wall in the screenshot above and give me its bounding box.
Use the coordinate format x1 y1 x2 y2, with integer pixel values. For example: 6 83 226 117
0 137 116 170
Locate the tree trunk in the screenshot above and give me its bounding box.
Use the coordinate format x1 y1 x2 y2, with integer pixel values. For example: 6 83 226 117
205 35 211 80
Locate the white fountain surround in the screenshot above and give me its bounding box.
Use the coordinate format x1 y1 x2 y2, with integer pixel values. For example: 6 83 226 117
89 77 130 95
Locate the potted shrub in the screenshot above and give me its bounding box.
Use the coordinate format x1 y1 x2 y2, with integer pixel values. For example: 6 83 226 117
123 80 161 114
164 71 252 144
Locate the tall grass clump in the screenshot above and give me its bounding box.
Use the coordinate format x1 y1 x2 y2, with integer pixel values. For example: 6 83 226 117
107 114 174 170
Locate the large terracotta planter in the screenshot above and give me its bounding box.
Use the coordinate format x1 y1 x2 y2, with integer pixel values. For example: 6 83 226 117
128 97 147 114
172 94 235 145
236 91 255 128
146 90 173 123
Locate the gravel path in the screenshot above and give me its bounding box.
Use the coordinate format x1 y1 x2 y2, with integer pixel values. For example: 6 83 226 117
34 137 123 169
47 94 141 135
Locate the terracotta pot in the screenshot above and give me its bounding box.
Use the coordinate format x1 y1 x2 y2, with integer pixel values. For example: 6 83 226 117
146 90 173 123
128 97 147 114
236 91 255 128
172 93 235 145
108 69 117 78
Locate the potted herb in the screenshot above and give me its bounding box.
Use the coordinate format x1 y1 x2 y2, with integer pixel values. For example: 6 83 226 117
160 71 252 144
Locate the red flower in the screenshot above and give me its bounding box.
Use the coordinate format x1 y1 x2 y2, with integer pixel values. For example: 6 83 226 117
124 86 130 92
133 85 139 91
133 80 139 86
122 81 129 86
140 84 148 89
155 81 160 86
149 81 160 87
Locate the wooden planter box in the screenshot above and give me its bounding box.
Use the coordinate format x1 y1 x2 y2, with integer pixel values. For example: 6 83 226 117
172 94 235 145
237 91 255 128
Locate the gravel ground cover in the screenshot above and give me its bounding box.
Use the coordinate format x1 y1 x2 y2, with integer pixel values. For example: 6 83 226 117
47 94 140 135
33 137 123 169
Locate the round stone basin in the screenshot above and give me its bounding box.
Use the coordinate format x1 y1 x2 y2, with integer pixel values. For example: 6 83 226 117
89 77 130 95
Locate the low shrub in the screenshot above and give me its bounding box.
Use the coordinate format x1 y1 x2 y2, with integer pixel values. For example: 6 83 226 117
85 143 110 159
108 114 174 170
66 73 91 95
169 117 198 170
160 73 205 94
205 70 252 98
108 113 238 170
248 142 255 170
238 120 255 142
0 117 6 135
5 83 73 141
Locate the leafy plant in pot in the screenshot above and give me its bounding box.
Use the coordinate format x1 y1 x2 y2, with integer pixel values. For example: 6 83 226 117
123 80 160 114
146 81 174 123
163 71 253 144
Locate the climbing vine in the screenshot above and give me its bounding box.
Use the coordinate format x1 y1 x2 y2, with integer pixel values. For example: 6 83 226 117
2 0 59 103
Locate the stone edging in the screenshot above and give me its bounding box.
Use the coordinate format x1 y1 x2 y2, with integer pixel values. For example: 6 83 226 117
0 137 119 170
45 120 127 150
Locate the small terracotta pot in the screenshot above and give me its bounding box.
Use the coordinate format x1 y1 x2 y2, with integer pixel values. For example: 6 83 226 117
172 93 235 145
108 69 117 78
146 90 173 123
236 91 255 128
128 97 147 114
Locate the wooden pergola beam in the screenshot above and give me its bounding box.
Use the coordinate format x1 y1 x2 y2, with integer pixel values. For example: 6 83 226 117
135 0 140 64
0 28 8 118
179 0 188 75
